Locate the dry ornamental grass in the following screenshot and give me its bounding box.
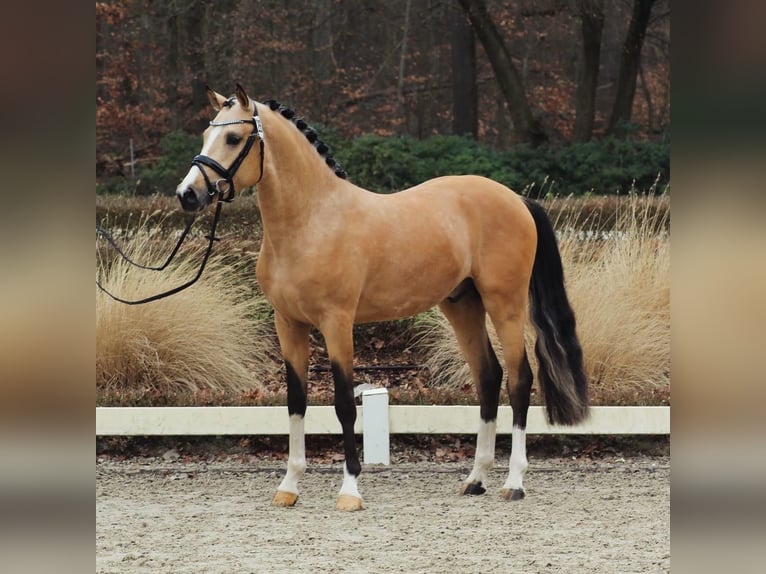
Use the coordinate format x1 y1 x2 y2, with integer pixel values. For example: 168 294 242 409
96 218 278 400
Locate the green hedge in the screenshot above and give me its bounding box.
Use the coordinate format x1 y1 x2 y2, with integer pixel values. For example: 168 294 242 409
138 131 202 193
97 131 201 196
333 134 669 196
98 130 669 197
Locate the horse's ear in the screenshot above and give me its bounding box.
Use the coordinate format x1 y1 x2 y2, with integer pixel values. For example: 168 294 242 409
235 83 251 110
206 86 227 112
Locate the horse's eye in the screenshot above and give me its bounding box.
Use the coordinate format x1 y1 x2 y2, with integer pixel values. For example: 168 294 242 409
226 133 242 146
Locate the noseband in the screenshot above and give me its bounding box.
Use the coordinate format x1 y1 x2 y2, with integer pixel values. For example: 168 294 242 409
191 102 265 202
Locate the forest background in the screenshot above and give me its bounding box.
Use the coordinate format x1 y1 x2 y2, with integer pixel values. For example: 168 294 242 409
95 0 670 197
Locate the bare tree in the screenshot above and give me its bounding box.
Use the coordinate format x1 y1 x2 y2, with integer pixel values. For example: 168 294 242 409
607 0 656 136
573 0 605 142
457 0 547 145
312 0 335 82
185 2 207 132
451 4 478 138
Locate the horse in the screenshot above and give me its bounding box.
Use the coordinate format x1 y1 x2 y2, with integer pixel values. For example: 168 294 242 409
176 84 588 511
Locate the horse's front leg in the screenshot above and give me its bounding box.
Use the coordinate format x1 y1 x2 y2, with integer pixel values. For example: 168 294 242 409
272 313 310 507
320 315 363 511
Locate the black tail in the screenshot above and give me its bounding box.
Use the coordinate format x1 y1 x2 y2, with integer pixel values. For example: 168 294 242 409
524 198 589 425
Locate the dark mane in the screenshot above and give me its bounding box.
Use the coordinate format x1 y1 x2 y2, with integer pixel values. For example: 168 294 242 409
263 99 347 180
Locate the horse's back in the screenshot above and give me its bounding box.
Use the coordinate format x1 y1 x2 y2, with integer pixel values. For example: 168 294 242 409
392 174 536 247
394 175 531 222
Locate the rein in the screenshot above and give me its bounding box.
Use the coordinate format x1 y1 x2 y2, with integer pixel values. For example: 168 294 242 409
96 101 265 305
96 201 223 305
96 215 196 272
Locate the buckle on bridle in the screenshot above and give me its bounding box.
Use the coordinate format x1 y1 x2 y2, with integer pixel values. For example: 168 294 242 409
214 178 235 202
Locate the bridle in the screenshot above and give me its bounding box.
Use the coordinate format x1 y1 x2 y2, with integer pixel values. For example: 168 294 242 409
191 100 265 202
96 100 266 305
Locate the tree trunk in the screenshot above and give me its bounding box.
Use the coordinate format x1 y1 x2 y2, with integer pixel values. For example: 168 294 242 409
606 0 656 136
573 0 604 142
637 60 654 132
184 1 207 132
458 0 547 145
312 0 334 82
451 4 478 138
397 0 412 101
165 8 180 130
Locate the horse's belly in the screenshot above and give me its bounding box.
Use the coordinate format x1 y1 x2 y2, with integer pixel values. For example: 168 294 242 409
355 271 463 323
355 298 434 323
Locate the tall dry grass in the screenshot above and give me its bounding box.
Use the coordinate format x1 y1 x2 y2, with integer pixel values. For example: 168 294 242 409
96 218 278 401
417 193 670 405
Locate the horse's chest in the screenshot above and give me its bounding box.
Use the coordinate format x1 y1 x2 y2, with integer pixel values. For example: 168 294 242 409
256 255 288 300
256 255 336 319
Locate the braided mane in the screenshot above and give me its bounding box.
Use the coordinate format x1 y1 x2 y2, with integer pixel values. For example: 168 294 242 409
263 99 347 180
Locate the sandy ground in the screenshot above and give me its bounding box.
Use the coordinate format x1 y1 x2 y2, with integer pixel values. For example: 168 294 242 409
97 456 669 574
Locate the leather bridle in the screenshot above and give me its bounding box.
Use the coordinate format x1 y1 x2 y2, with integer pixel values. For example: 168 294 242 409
190 101 265 202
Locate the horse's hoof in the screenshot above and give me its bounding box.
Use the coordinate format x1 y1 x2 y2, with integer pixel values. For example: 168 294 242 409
272 490 299 507
336 494 363 511
461 481 486 495
501 488 525 501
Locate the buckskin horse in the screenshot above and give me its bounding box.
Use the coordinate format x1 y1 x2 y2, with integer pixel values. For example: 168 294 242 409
176 84 588 511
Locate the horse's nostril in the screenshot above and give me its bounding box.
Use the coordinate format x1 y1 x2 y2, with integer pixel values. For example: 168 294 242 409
178 187 200 212
181 188 198 206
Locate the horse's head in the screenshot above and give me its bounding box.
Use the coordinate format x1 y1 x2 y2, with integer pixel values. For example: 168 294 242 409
176 84 265 212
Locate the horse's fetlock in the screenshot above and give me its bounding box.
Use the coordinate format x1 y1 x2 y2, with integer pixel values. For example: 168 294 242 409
288 457 307 475
510 456 528 475
476 452 495 469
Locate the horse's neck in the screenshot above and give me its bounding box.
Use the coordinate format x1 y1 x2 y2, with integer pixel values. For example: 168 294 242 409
256 111 349 248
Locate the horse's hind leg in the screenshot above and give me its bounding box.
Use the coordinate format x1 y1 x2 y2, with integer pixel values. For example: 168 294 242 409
439 286 503 495
272 313 311 507
484 297 533 501
503 349 533 500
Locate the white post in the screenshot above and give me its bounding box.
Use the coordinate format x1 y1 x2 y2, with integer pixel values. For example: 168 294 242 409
362 388 390 465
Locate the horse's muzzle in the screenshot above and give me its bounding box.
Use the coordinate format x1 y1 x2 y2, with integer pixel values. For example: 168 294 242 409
178 186 206 212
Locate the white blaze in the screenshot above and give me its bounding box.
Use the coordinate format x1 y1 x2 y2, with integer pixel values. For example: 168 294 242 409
176 125 224 194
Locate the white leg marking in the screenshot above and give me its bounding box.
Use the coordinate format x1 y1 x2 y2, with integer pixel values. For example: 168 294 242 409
338 463 361 499
277 415 306 495
503 425 528 491
465 420 497 486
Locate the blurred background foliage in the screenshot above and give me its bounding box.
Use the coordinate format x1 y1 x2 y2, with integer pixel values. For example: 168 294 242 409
96 0 669 196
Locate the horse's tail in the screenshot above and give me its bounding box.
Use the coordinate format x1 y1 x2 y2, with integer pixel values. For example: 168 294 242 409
523 198 589 426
